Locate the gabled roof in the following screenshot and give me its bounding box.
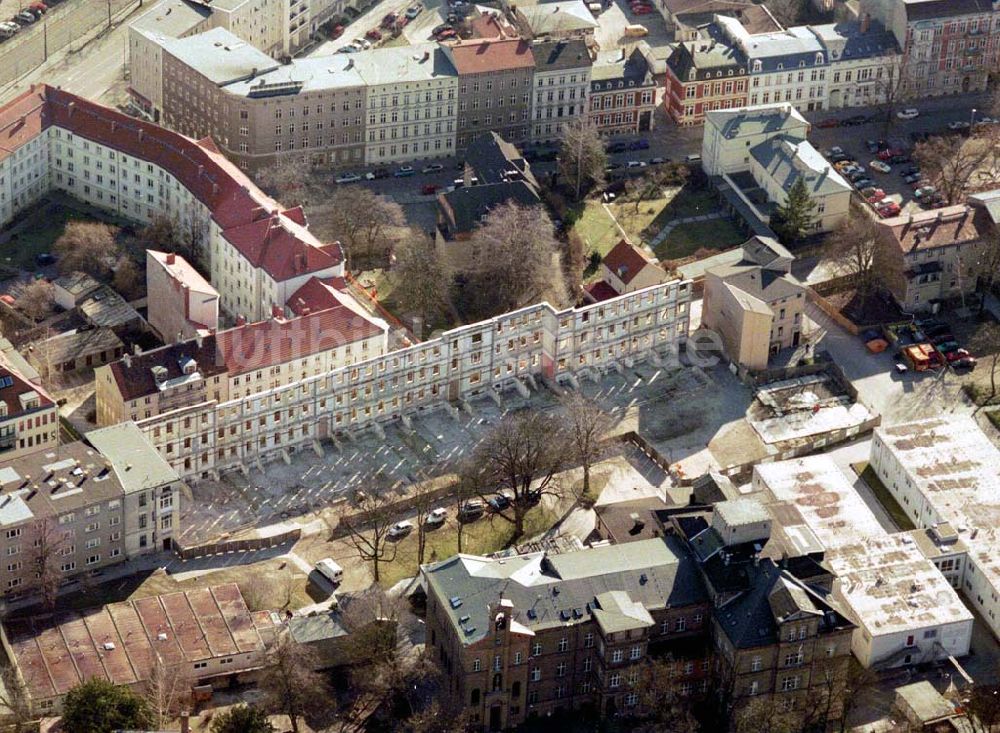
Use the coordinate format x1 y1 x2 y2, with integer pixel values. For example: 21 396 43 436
531 38 593 72
0 365 53 419
0 86 342 285
602 239 659 285
517 1 598 35
740 235 792 272
438 180 541 235
750 136 851 198
464 132 539 190
443 38 535 74
879 205 989 254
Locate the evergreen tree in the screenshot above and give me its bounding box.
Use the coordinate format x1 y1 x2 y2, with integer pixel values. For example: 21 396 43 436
61 678 153 733
210 704 276 733
771 176 818 243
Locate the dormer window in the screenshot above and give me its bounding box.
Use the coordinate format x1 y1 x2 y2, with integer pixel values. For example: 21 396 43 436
716 71 722 78
776 62 783 70
689 69 696 81
798 60 806 68
815 52 824 64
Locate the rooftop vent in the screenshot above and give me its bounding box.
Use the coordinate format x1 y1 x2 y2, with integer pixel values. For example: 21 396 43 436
449 596 463 609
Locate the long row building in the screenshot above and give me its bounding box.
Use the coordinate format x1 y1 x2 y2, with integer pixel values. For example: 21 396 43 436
666 0 1000 125
125 24 661 171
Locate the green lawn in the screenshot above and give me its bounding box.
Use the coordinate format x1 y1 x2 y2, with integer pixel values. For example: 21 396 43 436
573 201 622 257
853 462 916 532
378 504 556 587
655 218 746 261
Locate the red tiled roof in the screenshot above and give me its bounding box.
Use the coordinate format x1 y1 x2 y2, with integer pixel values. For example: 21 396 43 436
603 239 656 285
287 276 351 315
584 280 619 302
880 205 988 254
0 86 342 283
0 365 54 418
216 306 386 376
445 38 534 74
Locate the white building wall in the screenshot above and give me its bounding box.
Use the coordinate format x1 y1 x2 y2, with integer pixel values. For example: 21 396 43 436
853 619 973 669
363 78 458 166
701 107 809 176
530 66 591 144
138 279 692 480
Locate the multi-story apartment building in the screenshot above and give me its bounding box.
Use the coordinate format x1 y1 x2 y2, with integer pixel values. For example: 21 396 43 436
861 0 999 98
589 49 657 137
94 295 388 426
529 39 592 144
874 201 993 312
146 250 220 342
702 236 807 370
701 103 809 176
0 366 58 461
0 423 182 600
665 25 749 126
136 29 455 170
423 538 712 730
811 17 900 109
444 38 535 150
134 278 691 481
717 16 830 112
0 85 347 323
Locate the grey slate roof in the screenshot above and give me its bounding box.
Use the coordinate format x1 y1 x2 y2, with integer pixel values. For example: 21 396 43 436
706 103 807 141
591 48 655 90
531 39 592 71
439 180 540 235
422 537 708 645
741 235 792 272
710 263 804 303
750 136 851 198
464 132 539 190
904 0 992 21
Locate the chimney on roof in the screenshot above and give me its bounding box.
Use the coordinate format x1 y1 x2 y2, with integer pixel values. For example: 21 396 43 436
195 332 203 348
423 51 430 61
198 165 204 177
133 344 142 355
861 13 871 33
138 129 144 141
271 304 284 320
67 101 75 116
111 121 116 132
166 252 176 265
212 183 219 195
301 306 311 316
236 315 247 326
123 353 132 368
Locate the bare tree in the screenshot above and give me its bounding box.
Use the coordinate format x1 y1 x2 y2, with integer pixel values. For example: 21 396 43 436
634 656 698 733
315 187 407 269
28 517 69 610
17 279 54 322
463 411 569 539
974 230 1000 313
914 134 996 204
143 653 192 730
0 663 34 733
456 202 567 320
451 478 479 555
967 323 1000 411
339 477 400 584
627 166 687 215
765 0 803 27
832 659 880 733
112 255 144 301
558 116 606 200
410 478 439 568
391 233 450 336
870 54 915 136
259 631 331 733
54 221 121 277
561 392 613 501
134 215 207 272
254 155 317 207
826 207 903 310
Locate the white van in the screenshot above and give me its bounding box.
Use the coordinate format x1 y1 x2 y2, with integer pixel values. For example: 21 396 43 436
624 24 648 38
315 558 343 586
685 153 702 164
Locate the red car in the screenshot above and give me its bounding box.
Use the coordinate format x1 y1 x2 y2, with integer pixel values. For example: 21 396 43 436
866 191 886 204
421 184 439 195
436 28 457 39
632 4 654 12
365 28 382 40
816 118 840 129
329 24 344 38
380 12 397 27
877 202 901 217
878 147 906 161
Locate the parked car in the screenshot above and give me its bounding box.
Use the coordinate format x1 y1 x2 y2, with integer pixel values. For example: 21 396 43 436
436 28 457 39
945 348 972 362
628 139 650 150
853 178 875 190
329 24 345 38
924 324 952 338
626 160 647 168
816 118 840 128
649 156 668 165
387 521 414 539
365 168 390 180
15 10 35 23
848 170 870 183
458 499 485 520
866 191 887 204
606 142 627 153
487 494 510 511
381 11 398 27
899 165 920 177
394 165 415 177
860 187 885 200
335 172 361 183
870 160 892 174
425 508 448 526
897 108 920 120
421 163 444 173
930 333 955 345
935 341 960 354
352 38 372 49
953 356 978 370
432 22 453 34
365 28 382 40
337 44 359 53
877 201 901 216
631 4 654 13
0 20 19 38
948 121 971 131
421 183 439 195
833 160 856 172
842 114 870 126
830 152 851 163
405 5 421 18
914 185 937 199
889 155 911 165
